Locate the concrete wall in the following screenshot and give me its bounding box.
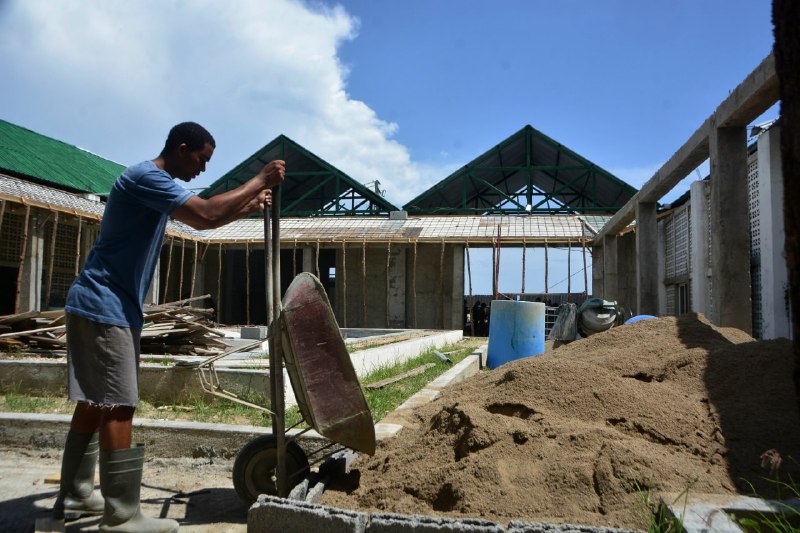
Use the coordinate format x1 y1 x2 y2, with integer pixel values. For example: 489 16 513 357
404 243 463 330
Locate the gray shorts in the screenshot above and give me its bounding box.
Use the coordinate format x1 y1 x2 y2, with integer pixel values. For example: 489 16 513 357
66 313 142 408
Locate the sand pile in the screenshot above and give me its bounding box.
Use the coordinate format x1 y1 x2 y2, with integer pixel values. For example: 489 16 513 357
320 314 800 529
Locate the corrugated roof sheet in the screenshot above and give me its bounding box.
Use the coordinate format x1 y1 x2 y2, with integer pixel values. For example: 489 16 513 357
0 119 124 194
1 173 608 244
202 215 608 244
0 173 201 237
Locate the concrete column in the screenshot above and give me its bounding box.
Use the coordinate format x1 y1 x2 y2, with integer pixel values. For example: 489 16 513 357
636 202 659 315
657 218 668 315
301 246 315 274
19 214 44 312
602 235 619 302
450 245 465 329
591 245 604 298
757 126 790 339
690 180 711 317
387 246 406 328
710 124 751 333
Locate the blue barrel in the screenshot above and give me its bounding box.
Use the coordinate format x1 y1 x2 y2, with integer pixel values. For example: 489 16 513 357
624 314 657 324
486 301 546 369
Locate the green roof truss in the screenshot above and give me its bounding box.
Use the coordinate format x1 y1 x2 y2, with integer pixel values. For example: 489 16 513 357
404 125 637 215
200 135 398 216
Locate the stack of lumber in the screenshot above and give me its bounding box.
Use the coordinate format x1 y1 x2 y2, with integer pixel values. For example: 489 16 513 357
0 309 67 351
0 295 231 356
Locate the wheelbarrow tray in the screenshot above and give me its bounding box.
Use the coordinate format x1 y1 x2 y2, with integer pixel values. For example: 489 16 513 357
279 272 376 455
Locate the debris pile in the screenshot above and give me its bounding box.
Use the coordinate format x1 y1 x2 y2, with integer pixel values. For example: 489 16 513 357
321 314 800 529
0 295 229 356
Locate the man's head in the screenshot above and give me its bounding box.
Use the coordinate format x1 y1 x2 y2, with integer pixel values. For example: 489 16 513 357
160 122 216 181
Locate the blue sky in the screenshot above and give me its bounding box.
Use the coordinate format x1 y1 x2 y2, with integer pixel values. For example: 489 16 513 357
0 0 778 296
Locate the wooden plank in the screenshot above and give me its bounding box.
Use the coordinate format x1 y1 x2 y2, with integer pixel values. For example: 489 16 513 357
365 363 435 390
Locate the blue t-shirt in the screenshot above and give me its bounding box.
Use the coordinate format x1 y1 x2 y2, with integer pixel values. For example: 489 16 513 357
65 161 194 328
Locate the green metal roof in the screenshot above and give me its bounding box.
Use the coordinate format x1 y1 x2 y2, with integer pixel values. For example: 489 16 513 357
403 125 637 215
0 119 124 194
200 134 399 216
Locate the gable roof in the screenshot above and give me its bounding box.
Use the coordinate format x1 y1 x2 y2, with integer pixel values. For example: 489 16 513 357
200 134 399 216
403 125 637 215
0 119 124 194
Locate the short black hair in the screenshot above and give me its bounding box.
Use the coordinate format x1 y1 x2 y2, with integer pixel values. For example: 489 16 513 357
161 122 216 155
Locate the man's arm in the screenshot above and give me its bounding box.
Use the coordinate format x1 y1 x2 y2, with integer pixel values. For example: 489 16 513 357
172 160 285 230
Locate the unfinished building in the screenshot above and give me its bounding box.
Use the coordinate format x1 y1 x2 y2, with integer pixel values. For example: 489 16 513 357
1 120 636 331
592 53 791 340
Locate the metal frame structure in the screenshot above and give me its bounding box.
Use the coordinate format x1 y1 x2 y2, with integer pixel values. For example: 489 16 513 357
201 135 398 217
404 125 636 215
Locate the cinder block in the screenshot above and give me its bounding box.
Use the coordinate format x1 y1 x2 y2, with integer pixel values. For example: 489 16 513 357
241 326 268 339
248 494 367 533
507 521 640 533
366 512 504 532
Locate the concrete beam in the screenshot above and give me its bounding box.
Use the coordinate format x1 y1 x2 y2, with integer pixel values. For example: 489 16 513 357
596 53 777 242
635 202 659 315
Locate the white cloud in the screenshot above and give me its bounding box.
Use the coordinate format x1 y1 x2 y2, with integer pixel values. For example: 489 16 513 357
0 0 447 205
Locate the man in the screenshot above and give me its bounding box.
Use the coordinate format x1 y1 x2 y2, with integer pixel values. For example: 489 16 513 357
53 122 285 532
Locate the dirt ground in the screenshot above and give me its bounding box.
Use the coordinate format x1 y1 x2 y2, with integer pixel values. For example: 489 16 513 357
0 447 248 533
320 314 800 530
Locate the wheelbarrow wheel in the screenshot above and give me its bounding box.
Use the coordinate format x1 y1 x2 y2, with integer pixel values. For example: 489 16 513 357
232 434 310 505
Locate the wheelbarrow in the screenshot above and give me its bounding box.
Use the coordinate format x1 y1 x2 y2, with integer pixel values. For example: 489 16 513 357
230 185 376 505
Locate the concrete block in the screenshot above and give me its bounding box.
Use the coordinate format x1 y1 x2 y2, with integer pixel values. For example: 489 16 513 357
248 494 368 533
366 512 504 532
507 522 640 533
241 326 268 339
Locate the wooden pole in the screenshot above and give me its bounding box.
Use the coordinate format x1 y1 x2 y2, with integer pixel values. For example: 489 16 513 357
521 238 526 294
190 240 198 300
315 240 321 279
385 241 391 328
14 205 31 314
439 239 445 329
341 240 347 328
292 239 297 279
567 239 572 294
245 241 251 325
361 240 367 327
162 236 174 304
0 200 5 237
178 239 185 300
466 243 474 337
74 216 83 277
217 243 223 322
544 239 549 298
492 238 497 300
44 212 59 310
412 241 417 328
582 223 588 294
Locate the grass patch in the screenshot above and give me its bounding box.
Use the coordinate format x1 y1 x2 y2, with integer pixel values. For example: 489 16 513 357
0 337 485 429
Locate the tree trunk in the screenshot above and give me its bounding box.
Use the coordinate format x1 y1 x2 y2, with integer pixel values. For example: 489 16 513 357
773 0 800 410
